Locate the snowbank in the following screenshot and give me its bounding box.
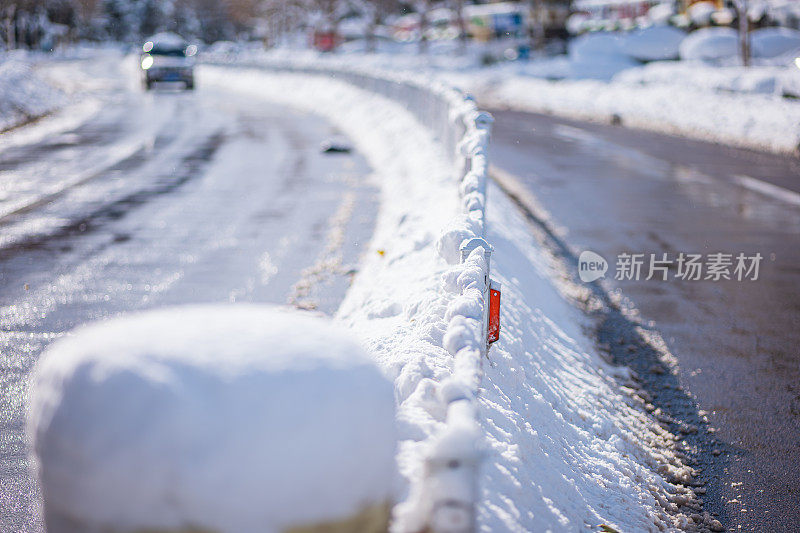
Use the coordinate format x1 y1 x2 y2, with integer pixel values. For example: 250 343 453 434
0 51 65 131
200 65 477 530
614 60 789 95
442 62 800 154
198 63 699 531
28 305 396 533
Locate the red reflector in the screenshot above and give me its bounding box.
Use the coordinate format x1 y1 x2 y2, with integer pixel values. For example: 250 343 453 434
488 281 501 345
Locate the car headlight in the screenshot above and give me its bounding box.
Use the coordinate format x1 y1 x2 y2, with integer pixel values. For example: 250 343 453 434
141 54 153 70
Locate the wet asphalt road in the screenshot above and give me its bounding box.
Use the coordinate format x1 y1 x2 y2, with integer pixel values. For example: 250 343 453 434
489 109 800 532
0 57 376 532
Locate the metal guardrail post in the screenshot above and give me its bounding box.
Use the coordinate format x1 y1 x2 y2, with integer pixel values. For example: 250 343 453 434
460 237 493 354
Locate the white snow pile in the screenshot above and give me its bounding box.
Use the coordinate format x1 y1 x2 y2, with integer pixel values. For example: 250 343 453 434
197 64 699 530
648 2 676 25
531 26 707 78
687 1 718 27
0 51 66 131
621 26 687 62
566 26 798 68
561 27 685 79
567 32 639 81
679 27 739 61
751 26 800 58
28 305 396 533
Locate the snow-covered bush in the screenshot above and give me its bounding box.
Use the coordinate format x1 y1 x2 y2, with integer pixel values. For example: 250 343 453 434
28 305 397 533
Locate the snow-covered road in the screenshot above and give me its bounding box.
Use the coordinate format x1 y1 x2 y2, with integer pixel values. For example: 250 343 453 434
0 53 377 532
3 49 738 533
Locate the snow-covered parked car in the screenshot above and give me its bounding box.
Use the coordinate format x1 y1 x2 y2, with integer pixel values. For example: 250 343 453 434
679 27 739 62
140 32 196 90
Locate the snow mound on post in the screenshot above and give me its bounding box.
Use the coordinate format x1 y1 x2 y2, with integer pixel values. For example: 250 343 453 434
27 305 396 533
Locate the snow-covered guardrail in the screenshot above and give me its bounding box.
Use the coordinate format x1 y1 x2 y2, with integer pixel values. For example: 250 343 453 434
208 58 498 532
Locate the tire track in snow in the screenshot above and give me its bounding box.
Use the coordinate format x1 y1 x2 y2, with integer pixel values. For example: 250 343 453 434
0 132 225 264
288 191 357 311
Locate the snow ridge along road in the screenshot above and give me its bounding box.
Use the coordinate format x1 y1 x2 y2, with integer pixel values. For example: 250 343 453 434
200 64 495 532
203 63 713 531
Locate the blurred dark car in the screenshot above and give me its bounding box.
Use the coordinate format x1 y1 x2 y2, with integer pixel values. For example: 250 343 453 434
140 33 196 90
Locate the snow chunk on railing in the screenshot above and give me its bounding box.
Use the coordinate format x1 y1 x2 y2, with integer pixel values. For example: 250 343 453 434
436 215 482 266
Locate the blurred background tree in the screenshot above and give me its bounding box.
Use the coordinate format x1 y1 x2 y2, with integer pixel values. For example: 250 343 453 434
0 0 424 48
